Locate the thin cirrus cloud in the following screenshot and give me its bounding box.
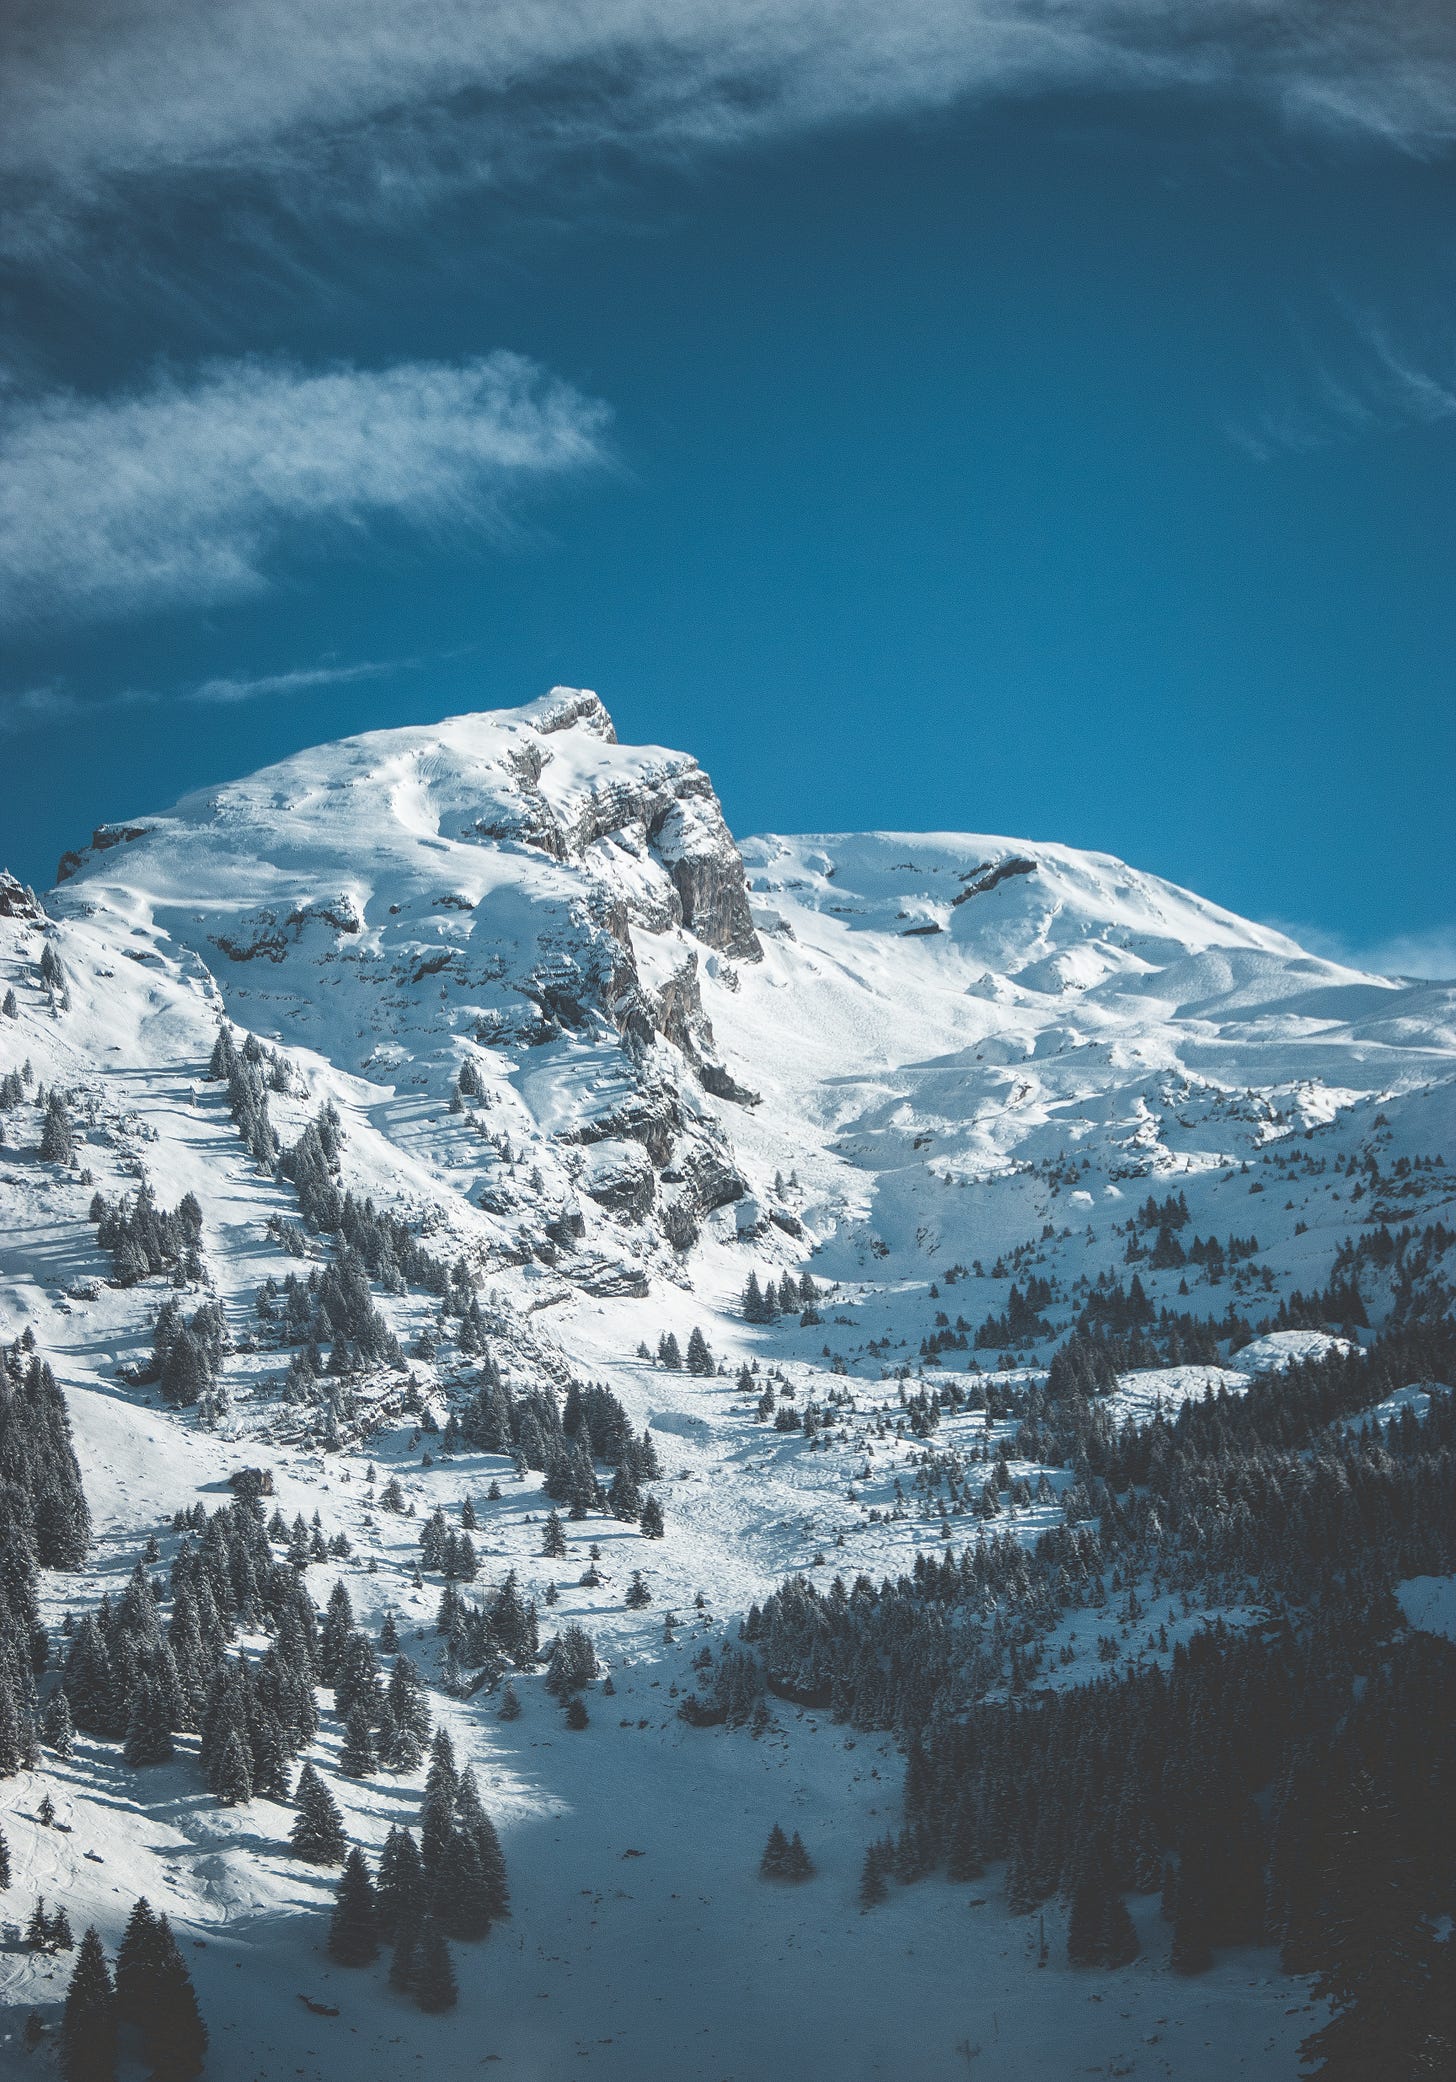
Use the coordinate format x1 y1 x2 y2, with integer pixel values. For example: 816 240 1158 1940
186 658 407 705
5 3 1455 246
0 352 610 627
0 683 157 735
1 657 411 735
1230 313 1456 458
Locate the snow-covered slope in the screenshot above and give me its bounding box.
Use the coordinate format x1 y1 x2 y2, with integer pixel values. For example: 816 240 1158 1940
2 694 1454 2080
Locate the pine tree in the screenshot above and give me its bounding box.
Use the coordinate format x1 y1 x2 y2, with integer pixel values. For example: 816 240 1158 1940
544 1622 596 1696
685 1327 713 1376
1102 1892 1141 1968
412 1921 458 2013
1066 1844 1137 1970
625 1570 651 1608
946 1805 984 1881
210 1727 253 1805
144 1915 208 2082
434 1827 493 1940
339 1701 376 1778
564 1695 589 1730
639 1494 665 1539
60 1926 117 2082
760 1823 791 1878
0 1822 10 1888
124 1677 175 1766
455 1767 510 1922
329 1847 380 1966
375 1826 425 1942
540 1510 567 1559
388 1919 418 1994
289 1763 346 1863
607 1464 642 1521
783 1832 814 1882
1168 1852 1212 1975
497 1682 521 1721
41 1091 75 1164
858 1840 890 1908
114 1898 161 2028
45 1688 75 1758
419 1735 459 1879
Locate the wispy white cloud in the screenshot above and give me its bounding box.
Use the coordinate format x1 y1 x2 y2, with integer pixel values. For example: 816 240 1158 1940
1349 927 1456 983
0 682 157 734
1 653 414 732
186 657 407 705
0 353 609 626
5 4 1454 251
1271 914 1456 983
1230 305 1456 459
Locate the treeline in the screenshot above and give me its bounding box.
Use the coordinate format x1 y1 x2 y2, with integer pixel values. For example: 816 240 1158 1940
680 1320 1456 1735
900 1610 1455 2072
1022 1317 1456 1478
0 1336 90 1778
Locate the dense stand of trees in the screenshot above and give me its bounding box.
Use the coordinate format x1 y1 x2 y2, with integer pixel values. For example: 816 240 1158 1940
681 1301 1456 2071
0 1335 90 1777
444 1364 660 1504
89 1186 203 1288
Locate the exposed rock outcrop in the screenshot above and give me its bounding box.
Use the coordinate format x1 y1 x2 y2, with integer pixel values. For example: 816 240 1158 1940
0 871 45 920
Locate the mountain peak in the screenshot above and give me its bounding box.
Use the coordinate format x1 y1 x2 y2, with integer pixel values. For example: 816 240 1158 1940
523 685 618 741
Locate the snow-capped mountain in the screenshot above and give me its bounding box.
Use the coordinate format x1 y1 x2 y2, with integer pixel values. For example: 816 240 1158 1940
2 693 1454 2081
44 687 1456 1313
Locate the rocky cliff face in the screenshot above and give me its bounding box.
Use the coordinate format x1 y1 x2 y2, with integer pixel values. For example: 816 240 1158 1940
51 690 760 1278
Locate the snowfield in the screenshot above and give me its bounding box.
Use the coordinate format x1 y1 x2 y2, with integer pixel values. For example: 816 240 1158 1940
2 692 1453 2079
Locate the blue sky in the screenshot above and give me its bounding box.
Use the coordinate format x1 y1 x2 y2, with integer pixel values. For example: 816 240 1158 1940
2 4 1453 973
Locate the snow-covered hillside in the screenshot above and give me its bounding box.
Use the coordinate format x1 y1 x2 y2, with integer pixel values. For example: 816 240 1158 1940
2 693 1454 2080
